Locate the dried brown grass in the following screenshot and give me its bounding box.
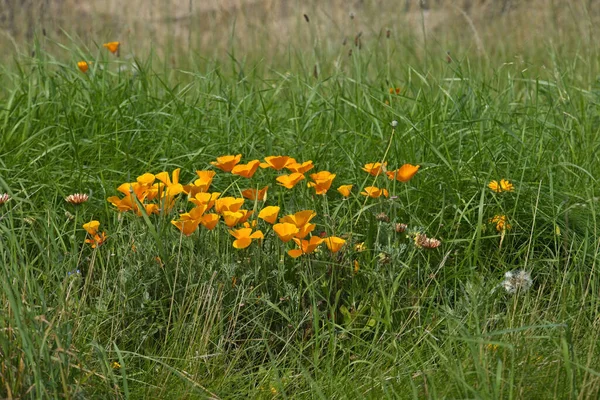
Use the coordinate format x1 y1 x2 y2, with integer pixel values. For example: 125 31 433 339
0 0 598 67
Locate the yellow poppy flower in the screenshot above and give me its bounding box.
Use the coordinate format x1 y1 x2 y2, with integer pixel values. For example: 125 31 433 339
386 164 420 182
276 173 305 189
279 210 316 228
211 154 242 172
222 210 251 227
337 184 353 197
307 171 336 195
241 186 268 201
258 206 280 224
287 236 324 258
229 227 264 249
83 221 107 248
103 41 120 54
189 192 220 211
273 223 300 242
231 160 261 179
260 156 296 170
286 160 314 174
360 186 389 198
214 197 245 214
77 61 90 73
83 220 100 236
362 162 387 176
324 236 346 252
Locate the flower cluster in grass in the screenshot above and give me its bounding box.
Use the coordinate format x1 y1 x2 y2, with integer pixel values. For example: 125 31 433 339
100 154 434 257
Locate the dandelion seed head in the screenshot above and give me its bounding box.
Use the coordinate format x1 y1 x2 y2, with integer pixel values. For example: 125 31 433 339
391 120 398 127
501 269 532 294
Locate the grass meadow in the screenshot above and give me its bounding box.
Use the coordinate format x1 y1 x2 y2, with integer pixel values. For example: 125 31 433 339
2 1 600 398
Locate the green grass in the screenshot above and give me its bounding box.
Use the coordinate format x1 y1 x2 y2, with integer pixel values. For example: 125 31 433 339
1 36 600 399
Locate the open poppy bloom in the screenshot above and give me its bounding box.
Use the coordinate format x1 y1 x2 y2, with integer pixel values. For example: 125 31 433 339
77 61 90 73
258 206 280 224
337 184 353 197
108 176 160 216
211 154 242 172
183 170 216 196
190 192 220 211
83 220 107 248
222 209 252 227
171 205 207 236
273 222 300 242
200 213 220 230
231 160 261 178
386 164 420 182
155 168 184 212
362 162 387 176
215 197 245 214
307 171 336 195
276 173 305 189
488 179 514 193
287 236 324 258
360 186 389 198
260 156 295 170
241 186 268 201
103 41 120 54
280 210 316 239
286 160 314 174
229 227 264 249
324 236 346 252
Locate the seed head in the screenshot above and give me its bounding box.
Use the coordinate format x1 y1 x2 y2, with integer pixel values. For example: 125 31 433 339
501 270 532 294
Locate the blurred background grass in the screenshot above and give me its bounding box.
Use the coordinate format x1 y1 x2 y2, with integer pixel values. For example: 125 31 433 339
1 0 599 73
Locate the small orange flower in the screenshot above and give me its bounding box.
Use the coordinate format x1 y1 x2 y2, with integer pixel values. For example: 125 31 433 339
241 186 268 201
231 160 261 179
260 156 295 170
83 220 107 248
214 197 245 214
488 179 514 193
258 206 280 224
200 213 220 230
189 192 220 211
324 236 346 252
103 41 120 54
307 171 336 195
229 227 264 249
389 87 401 95
183 170 216 196
276 173 305 189
490 214 511 232
287 236 324 258
211 154 242 172
360 186 389 198
286 160 314 174
337 185 353 197
77 61 90 73
362 162 387 176
386 164 420 182
273 223 300 242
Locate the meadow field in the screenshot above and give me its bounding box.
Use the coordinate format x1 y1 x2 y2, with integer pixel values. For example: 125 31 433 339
1 0 600 398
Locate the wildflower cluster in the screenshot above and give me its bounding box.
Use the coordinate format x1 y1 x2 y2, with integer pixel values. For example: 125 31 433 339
102 154 423 256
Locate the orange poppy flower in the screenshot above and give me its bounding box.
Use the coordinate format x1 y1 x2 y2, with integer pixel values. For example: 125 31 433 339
103 41 120 54
214 197 245 214
337 184 353 197
258 206 280 224
287 236 324 258
307 171 336 195
229 227 264 249
83 220 107 248
361 186 389 198
286 160 314 174
155 169 184 207
77 61 90 73
189 192 220 211
362 162 387 176
211 154 242 172
83 220 100 236
276 173 305 189
273 223 300 242
200 213 220 230
279 210 316 228
222 210 251 227
260 156 296 170
386 164 420 182
324 236 346 252
241 186 268 201
183 170 216 196
231 160 261 179
171 206 207 236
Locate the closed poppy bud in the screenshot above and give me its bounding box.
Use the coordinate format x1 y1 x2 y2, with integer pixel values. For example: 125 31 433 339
77 61 90 73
